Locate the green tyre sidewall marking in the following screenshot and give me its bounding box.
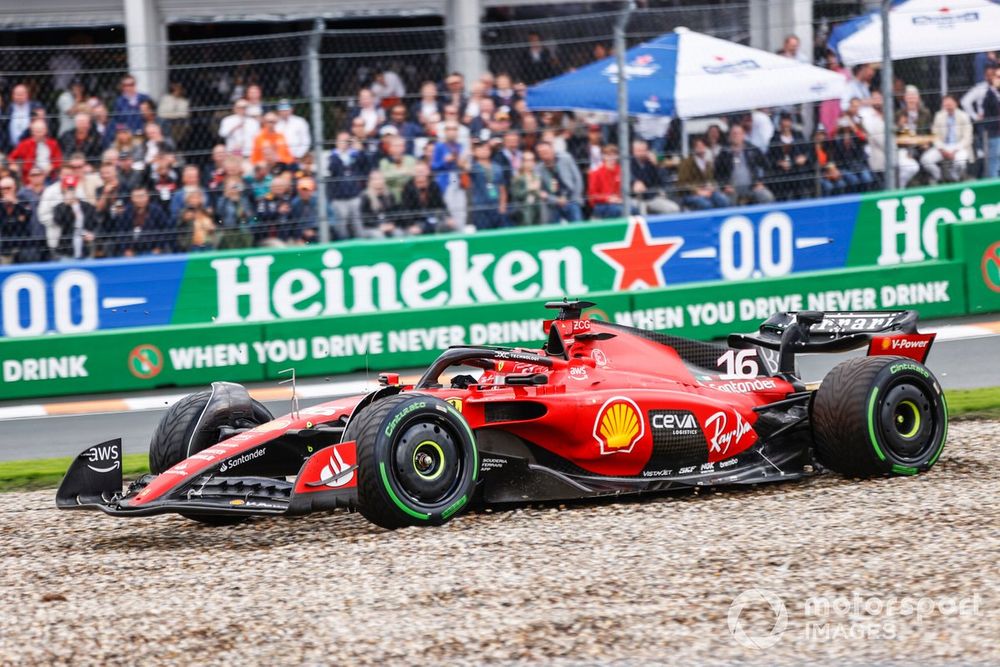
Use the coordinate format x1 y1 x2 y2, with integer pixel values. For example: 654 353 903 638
867 387 888 462
441 495 468 520
928 391 949 467
379 462 430 521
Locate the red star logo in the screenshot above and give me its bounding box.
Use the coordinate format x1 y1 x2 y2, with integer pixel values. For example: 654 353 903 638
593 217 683 291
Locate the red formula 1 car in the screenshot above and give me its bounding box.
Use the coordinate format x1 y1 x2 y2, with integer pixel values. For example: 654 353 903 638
58 301 948 529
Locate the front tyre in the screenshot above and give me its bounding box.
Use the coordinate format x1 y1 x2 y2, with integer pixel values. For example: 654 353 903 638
149 389 274 526
812 356 948 478
353 394 478 529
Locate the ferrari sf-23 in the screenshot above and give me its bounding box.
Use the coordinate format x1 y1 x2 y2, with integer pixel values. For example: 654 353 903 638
58 301 948 529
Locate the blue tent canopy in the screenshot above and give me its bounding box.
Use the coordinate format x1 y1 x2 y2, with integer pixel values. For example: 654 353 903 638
525 28 846 119
526 32 680 117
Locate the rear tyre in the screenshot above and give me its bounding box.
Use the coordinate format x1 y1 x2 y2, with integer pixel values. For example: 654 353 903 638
812 356 947 478
353 394 478 529
148 389 274 525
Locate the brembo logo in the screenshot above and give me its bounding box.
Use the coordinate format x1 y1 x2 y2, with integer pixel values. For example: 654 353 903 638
594 397 644 455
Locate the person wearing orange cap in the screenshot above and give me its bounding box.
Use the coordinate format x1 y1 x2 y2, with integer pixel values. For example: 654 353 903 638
291 176 320 243
250 112 294 165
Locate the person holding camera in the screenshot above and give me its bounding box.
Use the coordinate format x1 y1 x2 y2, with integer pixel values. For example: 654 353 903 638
177 188 217 252
54 175 97 259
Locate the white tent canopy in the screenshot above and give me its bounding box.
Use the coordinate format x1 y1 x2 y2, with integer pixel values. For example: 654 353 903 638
671 29 848 118
829 0 1000 66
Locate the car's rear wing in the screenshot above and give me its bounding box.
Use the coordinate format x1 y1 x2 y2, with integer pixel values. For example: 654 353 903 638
755 310 919 338
729 310 935 376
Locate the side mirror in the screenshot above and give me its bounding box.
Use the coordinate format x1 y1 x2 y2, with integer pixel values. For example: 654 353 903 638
505 373 548 386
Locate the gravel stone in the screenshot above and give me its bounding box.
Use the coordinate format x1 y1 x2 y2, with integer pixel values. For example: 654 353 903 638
0 421 997 666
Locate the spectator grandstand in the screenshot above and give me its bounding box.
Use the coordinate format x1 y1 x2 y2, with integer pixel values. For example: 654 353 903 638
0 2 995 263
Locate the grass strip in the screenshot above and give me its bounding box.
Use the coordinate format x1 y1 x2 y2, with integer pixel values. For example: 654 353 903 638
945 386 1000 421
0 453 148 492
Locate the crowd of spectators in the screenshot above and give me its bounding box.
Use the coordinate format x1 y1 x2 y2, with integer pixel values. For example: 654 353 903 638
1 32 999 264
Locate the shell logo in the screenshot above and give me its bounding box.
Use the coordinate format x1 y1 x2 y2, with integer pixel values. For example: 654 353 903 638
882 338 892 350
593 397 645 455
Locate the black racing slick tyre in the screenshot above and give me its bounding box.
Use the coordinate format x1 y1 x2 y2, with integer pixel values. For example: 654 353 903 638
353 394 478 529
149 391 273 473
812 356 947 478
148 389 273 526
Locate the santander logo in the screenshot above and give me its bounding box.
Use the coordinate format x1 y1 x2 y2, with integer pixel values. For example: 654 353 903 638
319 446 354 488
704 411 753 455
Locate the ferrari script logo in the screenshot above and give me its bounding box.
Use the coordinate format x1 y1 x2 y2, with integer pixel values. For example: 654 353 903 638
594 397 644 455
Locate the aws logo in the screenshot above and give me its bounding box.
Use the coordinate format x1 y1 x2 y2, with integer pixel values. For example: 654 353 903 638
594 397 645 455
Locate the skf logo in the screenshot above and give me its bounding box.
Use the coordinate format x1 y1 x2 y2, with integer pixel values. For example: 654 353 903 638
446 397 463 413
594 397 644 455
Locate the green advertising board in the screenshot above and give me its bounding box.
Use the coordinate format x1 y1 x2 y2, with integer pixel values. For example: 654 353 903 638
622 260 967 340
257 291 634 378
170 222 621 326
847 180 1000 267
0 322 267 400
0 261 967 401
944 218 1000 315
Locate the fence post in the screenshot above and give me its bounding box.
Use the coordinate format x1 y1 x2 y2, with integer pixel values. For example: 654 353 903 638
123 0 168 97
308 18 330 244
880 0 897 190
615 2 634 217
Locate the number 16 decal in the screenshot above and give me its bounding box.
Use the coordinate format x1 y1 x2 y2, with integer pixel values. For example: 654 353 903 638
716 349 759 379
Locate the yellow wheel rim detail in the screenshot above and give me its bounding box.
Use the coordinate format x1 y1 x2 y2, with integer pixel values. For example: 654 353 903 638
896 400 921 438
413 440 445 481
